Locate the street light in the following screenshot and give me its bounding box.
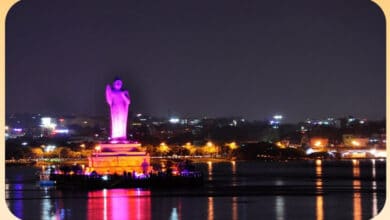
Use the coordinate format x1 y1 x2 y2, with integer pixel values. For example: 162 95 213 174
227 142 238 150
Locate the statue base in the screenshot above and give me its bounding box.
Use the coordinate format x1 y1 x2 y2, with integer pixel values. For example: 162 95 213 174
88 143 150 175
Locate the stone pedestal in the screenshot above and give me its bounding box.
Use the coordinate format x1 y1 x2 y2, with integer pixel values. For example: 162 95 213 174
88 143 150 175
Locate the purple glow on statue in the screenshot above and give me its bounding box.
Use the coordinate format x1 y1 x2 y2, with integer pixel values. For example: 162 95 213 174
106 78 130 141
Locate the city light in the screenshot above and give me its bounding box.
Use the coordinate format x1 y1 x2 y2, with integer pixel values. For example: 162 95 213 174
53 129 69 134
352 140 360 147
41 117 57 129
314 141 322 147
183 142 196 154
95 145 101 151
158 142 170 153
227 142 239 150
169 117 180 124
273 115 283 120
275 141 285 148
204 142 217 154
45 145 56 152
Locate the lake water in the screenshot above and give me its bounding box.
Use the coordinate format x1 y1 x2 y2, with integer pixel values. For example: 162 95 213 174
5 159 386 220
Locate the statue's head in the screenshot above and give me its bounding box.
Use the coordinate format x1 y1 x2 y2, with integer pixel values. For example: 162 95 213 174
112 77 123 90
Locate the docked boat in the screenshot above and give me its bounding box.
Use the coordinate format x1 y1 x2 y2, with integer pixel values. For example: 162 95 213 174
38 166 56 187
49 169 203 190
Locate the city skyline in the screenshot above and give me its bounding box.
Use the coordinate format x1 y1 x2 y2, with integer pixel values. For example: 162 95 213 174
6 0 385 123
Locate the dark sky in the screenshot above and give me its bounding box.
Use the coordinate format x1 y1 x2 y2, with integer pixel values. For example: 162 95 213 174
6 0 385 123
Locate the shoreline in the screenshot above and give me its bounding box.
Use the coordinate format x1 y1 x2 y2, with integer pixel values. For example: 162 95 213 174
5 157 386 168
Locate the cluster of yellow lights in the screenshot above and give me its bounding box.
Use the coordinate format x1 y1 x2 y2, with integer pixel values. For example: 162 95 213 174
182 142 196 154
351 140 360 147
275 141 286 149
158 142 170 153
203 142 217 154
314 140 322 147
227 142 238 150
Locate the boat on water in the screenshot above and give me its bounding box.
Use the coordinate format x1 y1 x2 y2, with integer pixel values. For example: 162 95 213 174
50 170 203 190
42 160 203 190
38 166 56 187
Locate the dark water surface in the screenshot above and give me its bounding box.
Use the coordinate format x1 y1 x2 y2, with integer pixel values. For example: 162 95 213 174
5 160 386 220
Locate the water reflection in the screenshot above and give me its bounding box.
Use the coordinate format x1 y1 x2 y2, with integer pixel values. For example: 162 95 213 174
169 208 179 220
13 184 23 219
87 189 151 220
316 196 324 220
315 159 324 220
232 197 238 220
352 159 362 220
231 161 237 186
275 196 285 220
207 161 213 181
371 159 378 217
231 161 236 174
208 197 214 220
103 189 107 220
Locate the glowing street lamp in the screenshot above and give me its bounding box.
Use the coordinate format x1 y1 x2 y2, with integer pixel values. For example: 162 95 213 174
351 140 360 147
275 141 286 148
314 140 322 147
45 145 56 153
183 142 196 155
204 142 217 155
158 142 170 154
227 142 238 150
95 145 101 152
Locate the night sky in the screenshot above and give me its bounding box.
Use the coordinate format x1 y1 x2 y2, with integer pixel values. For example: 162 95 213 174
6 0 385 122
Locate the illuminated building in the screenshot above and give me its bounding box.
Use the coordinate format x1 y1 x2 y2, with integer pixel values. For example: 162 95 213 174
270 114 283 129
307 137 329 153
342 135 369 148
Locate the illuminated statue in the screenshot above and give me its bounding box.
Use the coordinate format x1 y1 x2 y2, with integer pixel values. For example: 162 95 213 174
106 78 130 141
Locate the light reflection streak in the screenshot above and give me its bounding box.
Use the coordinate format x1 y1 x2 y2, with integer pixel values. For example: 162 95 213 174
316 196 324 220
315 159 324 220
231 161 236 174
169 208 179 220
208 197 214 220
103 189 107 220
275 196 285 220
87 189 151 220
207 161 213 181
12 184 23 219
232 197 238 220
352 160 362 220
231 161 237 186
40 187 56 220
371 159 378 217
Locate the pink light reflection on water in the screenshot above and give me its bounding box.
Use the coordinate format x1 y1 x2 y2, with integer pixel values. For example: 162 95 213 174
87 189 151 220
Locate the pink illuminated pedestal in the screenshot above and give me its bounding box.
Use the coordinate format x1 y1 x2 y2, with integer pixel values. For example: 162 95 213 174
88 143 151 175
